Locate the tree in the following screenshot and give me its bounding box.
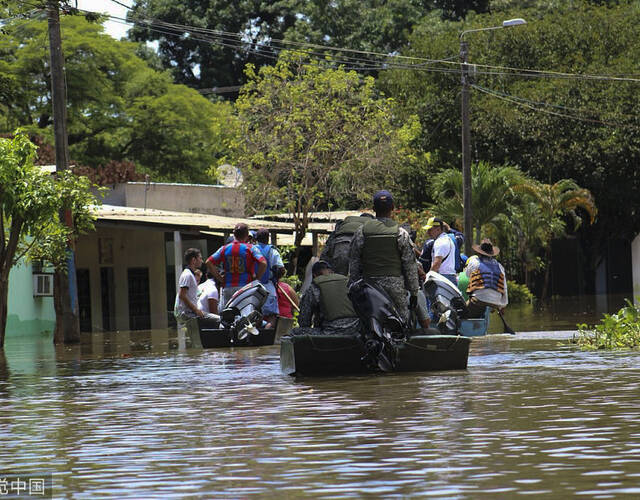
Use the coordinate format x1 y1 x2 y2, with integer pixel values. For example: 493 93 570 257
380 2 640 292
226 51 421 272
0 11 233 183
431 161 526 242
0 132 100 347
127 1 496 90
516 179 597 299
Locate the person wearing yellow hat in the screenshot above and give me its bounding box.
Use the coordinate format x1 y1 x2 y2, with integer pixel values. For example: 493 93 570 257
464 239 508 317
422 216 458 285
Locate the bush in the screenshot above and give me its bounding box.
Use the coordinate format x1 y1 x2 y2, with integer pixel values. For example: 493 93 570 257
573 299 640 349
507 280 535 304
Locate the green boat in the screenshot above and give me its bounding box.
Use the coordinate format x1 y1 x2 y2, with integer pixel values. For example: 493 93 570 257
280 331 471 376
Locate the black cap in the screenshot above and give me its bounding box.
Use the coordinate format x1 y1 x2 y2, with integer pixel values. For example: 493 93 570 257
312 260 332 276
373 190 394 210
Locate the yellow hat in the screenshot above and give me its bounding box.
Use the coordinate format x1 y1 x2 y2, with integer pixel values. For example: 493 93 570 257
423 217 445 231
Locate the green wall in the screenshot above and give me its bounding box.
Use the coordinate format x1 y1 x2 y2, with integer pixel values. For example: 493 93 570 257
6 262 55 338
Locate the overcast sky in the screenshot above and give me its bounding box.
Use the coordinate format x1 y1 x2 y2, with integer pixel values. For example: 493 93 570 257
76 0 131 40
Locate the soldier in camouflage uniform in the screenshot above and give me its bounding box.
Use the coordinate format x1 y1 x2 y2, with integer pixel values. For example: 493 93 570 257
319 213 374 275
293 260 361 336
348 190 419 325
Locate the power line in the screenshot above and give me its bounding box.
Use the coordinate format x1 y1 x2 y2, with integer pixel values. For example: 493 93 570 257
471 84 633 128
98 4 640 83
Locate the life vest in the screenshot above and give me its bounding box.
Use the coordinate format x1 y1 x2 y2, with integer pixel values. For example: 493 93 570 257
361 219 402 277
256 243 273 284
313 273 357 321
467 258 505 294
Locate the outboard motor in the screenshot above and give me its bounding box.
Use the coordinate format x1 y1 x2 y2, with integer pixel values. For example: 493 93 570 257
348 279 407 372
220 281 269 341
423 271 467 335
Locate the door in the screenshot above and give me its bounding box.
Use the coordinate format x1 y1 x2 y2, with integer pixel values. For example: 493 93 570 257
100 267 116 332
76 268 92 332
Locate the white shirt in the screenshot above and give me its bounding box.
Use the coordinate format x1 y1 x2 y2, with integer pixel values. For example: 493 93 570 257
174 268 198 317
432 232 456 275
197 279 219 314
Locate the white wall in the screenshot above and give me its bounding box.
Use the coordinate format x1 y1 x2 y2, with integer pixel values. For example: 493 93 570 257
102 183 245 218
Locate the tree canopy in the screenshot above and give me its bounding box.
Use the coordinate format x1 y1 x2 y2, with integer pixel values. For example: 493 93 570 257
126 0 495 90
0 11 235 183
226 51 422 267
0 132 100 346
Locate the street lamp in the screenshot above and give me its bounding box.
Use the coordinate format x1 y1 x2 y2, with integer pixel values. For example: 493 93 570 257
459 18 526 255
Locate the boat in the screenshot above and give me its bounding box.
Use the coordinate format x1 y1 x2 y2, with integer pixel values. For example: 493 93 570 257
280 279 470 376
423 271 490 337
280 332 470 376
186 281 277 348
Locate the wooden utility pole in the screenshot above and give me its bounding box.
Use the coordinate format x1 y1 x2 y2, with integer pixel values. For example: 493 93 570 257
460 38 473 256
47 0 80 343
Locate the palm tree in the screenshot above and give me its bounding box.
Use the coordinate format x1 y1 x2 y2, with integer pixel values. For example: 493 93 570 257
432 161 525 243
516 179 597 299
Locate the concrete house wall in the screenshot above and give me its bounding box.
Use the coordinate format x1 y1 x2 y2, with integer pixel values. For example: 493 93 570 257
6 261 56 337
102 183 245 218
76 226 168 331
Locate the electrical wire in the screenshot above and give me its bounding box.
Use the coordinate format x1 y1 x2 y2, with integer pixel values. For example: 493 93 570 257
471 84 634 128
100 3 640 83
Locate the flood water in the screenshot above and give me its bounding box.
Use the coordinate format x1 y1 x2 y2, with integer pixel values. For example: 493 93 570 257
1 296 640 498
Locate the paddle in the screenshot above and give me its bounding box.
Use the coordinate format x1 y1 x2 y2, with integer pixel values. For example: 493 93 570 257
497 309 516 335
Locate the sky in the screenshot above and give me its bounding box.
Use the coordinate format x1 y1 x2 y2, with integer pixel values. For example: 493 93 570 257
75 0 132 40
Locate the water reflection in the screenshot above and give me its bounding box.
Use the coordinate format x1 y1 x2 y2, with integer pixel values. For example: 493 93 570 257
488 293 628 334
1 297 640 497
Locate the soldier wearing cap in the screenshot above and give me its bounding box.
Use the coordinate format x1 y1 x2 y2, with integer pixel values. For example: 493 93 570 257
294 260 361 336
464 239 508 317
348 190 420 324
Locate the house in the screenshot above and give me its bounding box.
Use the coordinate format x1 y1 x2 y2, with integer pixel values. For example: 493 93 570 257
5 201 333 338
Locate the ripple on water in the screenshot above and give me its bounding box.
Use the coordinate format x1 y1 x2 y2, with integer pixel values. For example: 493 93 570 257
1 334 640 497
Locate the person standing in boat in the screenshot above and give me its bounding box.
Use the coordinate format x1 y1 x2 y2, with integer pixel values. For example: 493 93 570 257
254 228 285 329
206 223 267 309
197 271 220 316
296 260 361 335
464 239 508 317
423 217 458 285
174 248 205 323
348 190 420 325
276 271 299 319
320 213 374 275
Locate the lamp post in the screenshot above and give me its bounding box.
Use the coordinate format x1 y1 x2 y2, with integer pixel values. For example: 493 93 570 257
460 18 526 255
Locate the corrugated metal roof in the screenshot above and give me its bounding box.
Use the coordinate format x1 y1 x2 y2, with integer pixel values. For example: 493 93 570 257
252 209 371 223
94 205 334 234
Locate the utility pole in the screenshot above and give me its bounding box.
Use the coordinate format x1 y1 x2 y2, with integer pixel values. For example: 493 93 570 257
460 39 473 256
47 0 80 343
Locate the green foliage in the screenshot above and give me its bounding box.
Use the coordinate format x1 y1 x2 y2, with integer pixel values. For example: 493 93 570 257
380 1 640 246
431 161 527 241
0 13 234 184
129 1 493 89
506 280 534 304
227 51 421 250
0 132 101 343
574 299 640 350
